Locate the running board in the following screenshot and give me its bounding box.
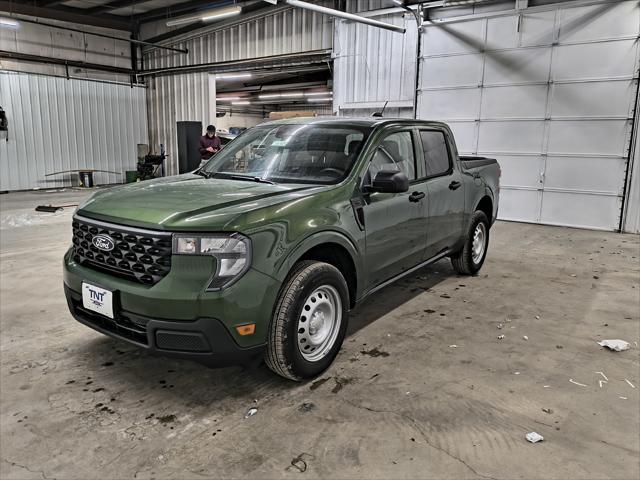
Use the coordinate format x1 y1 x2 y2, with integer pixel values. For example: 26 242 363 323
360 249 453 302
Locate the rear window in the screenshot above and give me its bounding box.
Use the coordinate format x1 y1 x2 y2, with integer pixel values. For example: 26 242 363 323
420 131 451 177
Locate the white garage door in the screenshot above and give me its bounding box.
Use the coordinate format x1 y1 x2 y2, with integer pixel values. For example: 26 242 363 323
418 0 639 230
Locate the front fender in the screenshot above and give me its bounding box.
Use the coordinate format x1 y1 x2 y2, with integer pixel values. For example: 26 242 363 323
275 229 362 284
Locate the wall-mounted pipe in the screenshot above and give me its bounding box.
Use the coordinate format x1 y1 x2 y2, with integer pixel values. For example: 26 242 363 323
7 17 188 54
0 50 135 76
283 0 406 34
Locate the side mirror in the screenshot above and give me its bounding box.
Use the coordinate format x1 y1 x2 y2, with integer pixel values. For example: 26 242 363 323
367 170 409 194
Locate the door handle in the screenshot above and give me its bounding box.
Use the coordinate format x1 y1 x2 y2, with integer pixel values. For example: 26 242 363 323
449 181 462 190
409 191 425 203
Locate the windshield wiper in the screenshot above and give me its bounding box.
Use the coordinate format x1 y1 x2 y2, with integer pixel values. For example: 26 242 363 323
228 174 276 185
194 169 211 179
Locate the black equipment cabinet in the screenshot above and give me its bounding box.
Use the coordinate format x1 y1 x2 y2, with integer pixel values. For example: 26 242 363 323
177 121 203 173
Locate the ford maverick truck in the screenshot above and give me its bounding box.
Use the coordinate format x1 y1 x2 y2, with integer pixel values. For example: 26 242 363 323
63 118 500 380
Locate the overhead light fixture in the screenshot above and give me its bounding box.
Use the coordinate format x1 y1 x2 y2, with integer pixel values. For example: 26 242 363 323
305 91 332 96
258 93 281 99
0 17 20 29
232 101 251 105
217 97 242 101
307 97 333 102
166 5 241 27
216 73 252 80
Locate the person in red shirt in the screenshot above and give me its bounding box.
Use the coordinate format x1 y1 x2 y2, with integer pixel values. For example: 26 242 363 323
198 125 222 167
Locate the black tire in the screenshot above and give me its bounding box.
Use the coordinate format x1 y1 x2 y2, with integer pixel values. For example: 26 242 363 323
265 261 349 381
451 210 490 275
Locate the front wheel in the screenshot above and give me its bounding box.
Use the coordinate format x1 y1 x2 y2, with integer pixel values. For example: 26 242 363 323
265 261 349 381
451 211 490 275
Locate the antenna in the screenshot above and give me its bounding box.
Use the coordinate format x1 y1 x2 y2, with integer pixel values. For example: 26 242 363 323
372 100 389 117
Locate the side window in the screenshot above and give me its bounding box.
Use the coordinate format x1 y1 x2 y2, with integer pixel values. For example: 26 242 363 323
420 130 451 177
369 131 416 181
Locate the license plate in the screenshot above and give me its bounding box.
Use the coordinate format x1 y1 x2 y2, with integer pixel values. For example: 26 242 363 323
82 283 114 319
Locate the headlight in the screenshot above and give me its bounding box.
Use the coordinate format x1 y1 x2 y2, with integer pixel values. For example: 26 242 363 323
172 233 251 290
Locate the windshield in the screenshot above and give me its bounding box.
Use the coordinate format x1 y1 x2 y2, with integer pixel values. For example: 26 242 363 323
200 124 371 184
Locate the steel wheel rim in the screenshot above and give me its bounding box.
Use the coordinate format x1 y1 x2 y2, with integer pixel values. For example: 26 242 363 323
472 222 486 264
297 285 342 362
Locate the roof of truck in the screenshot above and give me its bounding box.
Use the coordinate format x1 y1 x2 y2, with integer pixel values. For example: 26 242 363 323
260 116 447 128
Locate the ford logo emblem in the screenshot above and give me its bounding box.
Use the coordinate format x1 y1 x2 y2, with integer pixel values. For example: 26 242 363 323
92 234 115 252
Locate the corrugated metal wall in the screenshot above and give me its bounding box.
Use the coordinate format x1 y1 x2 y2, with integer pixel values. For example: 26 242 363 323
0 17 131 83
144 5 334 176
0 71 148 191
147 72 211 176
144 6 333 70
333 12 417 117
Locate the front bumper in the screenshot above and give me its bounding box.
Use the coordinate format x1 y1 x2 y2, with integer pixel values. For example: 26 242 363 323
65 286 264 366
63 248 280 366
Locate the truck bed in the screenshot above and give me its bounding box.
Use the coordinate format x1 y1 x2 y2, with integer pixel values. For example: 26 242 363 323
459 156 498 169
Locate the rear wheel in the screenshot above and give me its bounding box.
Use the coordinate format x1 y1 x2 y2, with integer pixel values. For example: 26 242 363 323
451 211 490 275
265 261 349 381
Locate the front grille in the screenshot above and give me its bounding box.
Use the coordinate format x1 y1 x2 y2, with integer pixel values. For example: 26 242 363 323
72 216 172 285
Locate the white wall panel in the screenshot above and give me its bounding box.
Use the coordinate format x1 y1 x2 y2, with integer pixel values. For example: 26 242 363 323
551 40 638 80
478 121 546 153
499 189 541 223
333 12 417 116
540 192 622 229
495 155 545 188
547 120 630 156
419 0 640 231
445 121 477 153
543 156 626 193
550 80 634 118
520 10 557 47
420 88 480 120
480 85 548 118
483 48 552 85
421 54 483 88
0 72 148 191
422 19 485 56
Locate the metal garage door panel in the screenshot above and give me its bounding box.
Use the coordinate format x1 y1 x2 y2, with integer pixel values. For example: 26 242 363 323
445 121 476 153
550 80 635 118
421 54 484 88
481 85 548 119
543 156 626 193
495 155 544 188
558 1 639 43
419 88 480 120
520 10 557 47
547 120 629 156
552 40 638 80
486 16 518 50
478 121 545 153
499 189 541 223
483 47 552 85
540 191 621 230
422 20 485 56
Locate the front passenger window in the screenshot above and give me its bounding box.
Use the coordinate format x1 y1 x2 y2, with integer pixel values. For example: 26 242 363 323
369 131 416 182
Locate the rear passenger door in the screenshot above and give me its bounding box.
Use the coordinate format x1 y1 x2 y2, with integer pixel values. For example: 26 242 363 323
361 129 429 288
419 129 465 259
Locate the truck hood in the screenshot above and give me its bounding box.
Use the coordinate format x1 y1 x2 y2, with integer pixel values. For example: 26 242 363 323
77 174 318 231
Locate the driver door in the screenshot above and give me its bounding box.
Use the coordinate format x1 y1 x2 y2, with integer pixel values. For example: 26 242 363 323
361 130 428 289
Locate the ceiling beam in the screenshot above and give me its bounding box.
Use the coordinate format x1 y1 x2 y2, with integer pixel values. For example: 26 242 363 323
0 1 133 31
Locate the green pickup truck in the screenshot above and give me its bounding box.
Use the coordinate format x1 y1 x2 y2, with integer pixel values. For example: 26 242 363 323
63 117 500 380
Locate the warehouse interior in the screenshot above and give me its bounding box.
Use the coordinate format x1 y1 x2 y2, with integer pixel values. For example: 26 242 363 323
0 1 639 479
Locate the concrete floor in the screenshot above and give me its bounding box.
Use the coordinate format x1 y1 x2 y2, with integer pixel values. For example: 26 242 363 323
1 189 639 480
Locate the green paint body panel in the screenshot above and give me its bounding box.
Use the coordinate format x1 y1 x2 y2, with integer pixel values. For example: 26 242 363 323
63 118 500 359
